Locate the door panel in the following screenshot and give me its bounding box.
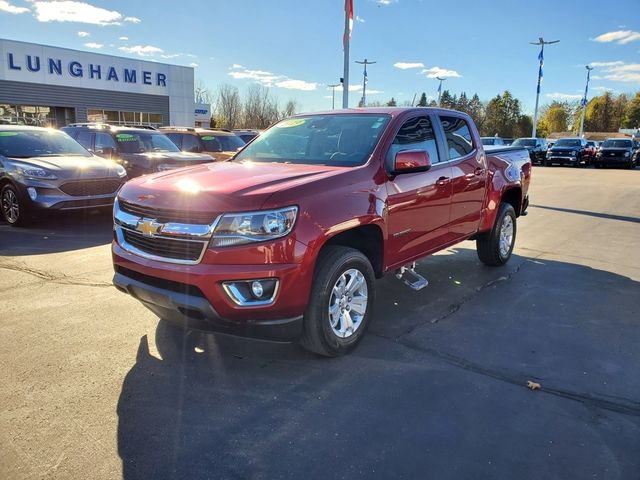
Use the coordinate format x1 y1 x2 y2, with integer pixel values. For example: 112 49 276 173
386 164 453 267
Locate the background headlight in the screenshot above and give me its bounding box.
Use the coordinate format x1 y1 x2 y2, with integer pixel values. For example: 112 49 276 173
15 165 57 180
210 206 298 247
115 164 127 177
624 151 630 157
570 151 576 156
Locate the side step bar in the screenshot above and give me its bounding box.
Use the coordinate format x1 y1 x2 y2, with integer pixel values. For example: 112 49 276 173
395 263 428 291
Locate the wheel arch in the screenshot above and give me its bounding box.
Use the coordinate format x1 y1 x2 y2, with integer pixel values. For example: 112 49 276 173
319 224 385 278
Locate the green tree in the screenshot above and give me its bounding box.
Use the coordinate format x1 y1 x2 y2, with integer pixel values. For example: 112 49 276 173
515 115 533 138
538 101 570 134
417 92 427 107
622 92 640 128
439 90 454 109
482 91 521 137
584 92 615 132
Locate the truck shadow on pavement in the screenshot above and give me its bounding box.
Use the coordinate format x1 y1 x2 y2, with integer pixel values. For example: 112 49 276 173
0 209 113 256
117 252 640 479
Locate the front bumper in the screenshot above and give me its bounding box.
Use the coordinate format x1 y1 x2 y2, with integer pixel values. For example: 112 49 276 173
546 155 582 166
595 155 631 166
16 179 120 210
113 266 303 342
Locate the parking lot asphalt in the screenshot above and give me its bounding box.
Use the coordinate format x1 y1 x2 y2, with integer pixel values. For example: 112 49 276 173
1 166 639 480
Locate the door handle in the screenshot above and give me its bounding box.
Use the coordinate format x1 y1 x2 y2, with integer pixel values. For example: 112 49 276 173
436 176 450 186
474 167 485 176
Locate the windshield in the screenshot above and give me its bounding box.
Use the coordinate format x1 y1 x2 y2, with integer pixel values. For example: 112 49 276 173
481 138 496 145
114 131 180 154
513 139 536 147
555 139 581 147
601 140 632 148
234 114 391 166
0 129 91 158
201 134 245 152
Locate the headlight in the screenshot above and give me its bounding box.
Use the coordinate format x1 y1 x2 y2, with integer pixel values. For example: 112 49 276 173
570 151 576 156
210 206 298 247
15 165 57 180
624 151 630 157
546 152 552 157
596 152 602 157
115 164 127 177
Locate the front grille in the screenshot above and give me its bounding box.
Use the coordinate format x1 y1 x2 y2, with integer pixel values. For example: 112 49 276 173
55 197 115 210
122 228 206 262
119 200 215 224
60 179 123 196
551 150 573 156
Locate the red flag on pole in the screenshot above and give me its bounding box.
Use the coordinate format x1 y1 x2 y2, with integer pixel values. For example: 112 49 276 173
343 0 353 49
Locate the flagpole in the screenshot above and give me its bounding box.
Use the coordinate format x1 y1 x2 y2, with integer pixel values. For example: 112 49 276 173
529 37 559 138
342 0 351 109
578 65 594 138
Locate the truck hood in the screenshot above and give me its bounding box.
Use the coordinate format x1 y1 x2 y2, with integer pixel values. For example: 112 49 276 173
6 154 120 179
119 151 214 164
118 160 348 213
549 146 581 152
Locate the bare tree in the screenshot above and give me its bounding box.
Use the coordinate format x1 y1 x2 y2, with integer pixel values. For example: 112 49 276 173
215 84 242 129
243 85 280 129
282 100 299 118
194 79 213 104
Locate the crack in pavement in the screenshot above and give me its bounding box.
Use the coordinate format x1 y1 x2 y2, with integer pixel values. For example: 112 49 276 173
370 333 640 417
0 262 112 288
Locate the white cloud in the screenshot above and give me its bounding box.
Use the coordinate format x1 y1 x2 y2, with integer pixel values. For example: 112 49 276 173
189 62 198 67
123 15 140 23
275 79 317 91
228 66 317 91
591 86 616 92
420 66 461 78
84 42 103 49
0 0 29 14
589 61 624 67
333 84 382 94
32 1 126 25
355 15 365 23
593 30 640 44
590 62 640 83
377 0 396 5
546 92 582 100
77 30 90 37
119 36 128 40
394 61 424 70
118 44 163 56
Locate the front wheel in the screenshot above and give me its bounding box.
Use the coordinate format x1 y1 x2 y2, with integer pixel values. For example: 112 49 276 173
1 184 31 227
476 203 517 266
300 246 376 357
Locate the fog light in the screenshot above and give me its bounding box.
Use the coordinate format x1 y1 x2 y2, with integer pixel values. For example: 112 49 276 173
251 281 264 298
27 187 37 201
222 278 279 306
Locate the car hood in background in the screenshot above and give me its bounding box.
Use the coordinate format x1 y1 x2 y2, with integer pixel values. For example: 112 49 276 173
6 155 120 179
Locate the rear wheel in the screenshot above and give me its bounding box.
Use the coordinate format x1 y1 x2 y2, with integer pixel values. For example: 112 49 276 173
1 184 31 227
300 246 375 357
476 203 516 266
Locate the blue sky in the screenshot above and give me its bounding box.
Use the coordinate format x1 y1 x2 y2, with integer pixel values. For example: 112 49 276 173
1 0 639 114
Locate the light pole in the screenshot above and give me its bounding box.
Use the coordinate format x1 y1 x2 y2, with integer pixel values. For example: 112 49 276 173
578 66 594 138
355 59 376 107
328 83 340 110
436 77 446 106
530 37 559 138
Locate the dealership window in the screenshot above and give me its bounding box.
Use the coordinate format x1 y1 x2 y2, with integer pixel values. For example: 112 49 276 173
86 109 164 127
1 103 73 128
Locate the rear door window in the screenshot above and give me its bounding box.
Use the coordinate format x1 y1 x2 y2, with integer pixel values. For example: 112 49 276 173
387 116 440 166
181 134 202 153
439 116 474 159
165 133 183 149
75 131 93 150
95 132 117 152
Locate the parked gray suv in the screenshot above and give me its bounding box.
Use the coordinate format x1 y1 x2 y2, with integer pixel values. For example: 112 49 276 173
0 126 127 226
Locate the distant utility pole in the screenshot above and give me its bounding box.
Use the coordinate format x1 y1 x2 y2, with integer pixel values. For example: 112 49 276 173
355 58 376 107
436 77 446 106
530 37 560 138
579 65 594 138
328 83 341 109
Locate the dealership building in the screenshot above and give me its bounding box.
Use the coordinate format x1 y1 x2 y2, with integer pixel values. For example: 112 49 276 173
0 39 198 128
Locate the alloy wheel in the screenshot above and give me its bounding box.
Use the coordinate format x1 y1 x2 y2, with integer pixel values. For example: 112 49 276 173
328 268 368 338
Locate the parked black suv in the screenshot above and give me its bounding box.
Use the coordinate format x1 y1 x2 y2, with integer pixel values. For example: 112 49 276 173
594 138 637 169
62 124 214 178
545 138 589 167
512 138 548 165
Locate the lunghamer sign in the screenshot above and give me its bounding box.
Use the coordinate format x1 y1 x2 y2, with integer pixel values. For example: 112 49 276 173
6 52 167 87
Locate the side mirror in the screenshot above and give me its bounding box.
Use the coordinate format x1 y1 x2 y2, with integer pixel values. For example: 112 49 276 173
392 150 431 174
97 147 115 158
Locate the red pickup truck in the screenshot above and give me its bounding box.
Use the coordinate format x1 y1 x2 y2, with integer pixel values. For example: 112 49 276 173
112 108 531 356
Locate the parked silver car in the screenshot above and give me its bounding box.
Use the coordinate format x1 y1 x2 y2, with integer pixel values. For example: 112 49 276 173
0 126 127 226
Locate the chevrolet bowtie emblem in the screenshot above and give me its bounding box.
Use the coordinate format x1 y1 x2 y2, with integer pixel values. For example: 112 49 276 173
136 218 161 237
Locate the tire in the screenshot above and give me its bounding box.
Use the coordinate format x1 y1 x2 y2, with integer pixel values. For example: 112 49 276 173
300 246 376 357
476 202 517 267
1 183 31 227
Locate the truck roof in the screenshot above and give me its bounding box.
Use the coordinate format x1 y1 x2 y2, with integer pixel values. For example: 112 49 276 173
291 107 466 117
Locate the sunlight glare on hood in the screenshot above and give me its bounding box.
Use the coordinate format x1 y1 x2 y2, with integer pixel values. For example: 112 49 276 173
175 177 202 194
